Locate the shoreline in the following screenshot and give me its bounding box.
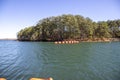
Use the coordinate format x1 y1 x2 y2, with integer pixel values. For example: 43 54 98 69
54 38 120 44
0 38 17 41
78 38 120 42
0 38 120 42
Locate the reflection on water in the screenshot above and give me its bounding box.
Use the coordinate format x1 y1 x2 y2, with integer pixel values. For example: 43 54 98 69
0 41 120 80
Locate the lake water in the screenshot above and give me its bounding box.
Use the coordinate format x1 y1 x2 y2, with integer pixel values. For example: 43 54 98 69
0 40 120 80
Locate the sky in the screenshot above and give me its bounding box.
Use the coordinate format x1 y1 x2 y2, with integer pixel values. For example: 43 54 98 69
0 0 120 39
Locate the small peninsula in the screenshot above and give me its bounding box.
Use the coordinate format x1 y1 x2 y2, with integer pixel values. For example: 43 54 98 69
17 14 120 42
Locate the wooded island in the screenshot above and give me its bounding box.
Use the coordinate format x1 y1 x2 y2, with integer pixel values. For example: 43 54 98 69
17 14 120 42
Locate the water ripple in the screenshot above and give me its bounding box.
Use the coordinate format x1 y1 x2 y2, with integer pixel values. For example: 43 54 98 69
0 41 120 80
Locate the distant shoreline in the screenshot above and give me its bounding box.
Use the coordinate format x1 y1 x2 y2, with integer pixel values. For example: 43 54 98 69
0 38 17 41
80 38 120 42
0 38 120 42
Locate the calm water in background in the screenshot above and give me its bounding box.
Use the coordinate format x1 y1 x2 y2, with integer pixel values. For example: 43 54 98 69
0 40 120 80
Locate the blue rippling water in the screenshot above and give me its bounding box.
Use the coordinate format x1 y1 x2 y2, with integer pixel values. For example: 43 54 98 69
0 40 120 80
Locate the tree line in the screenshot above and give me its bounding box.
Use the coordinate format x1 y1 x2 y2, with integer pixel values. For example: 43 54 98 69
17 14 120 41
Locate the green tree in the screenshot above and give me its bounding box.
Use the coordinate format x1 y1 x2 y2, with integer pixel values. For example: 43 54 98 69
17 14 120 41
96 21 111 38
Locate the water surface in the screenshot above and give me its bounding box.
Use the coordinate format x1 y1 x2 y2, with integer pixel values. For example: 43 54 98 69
0 41 120 80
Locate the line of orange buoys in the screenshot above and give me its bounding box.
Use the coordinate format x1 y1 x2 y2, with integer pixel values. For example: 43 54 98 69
54 40 79 44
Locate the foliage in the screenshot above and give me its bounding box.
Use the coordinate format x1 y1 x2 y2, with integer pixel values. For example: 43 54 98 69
17 14 120 41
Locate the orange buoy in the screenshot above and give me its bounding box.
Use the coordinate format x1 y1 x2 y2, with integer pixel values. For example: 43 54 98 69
62 41 65 44
68 41 71 43
54 41 58 44
58 41 61 44
65 41 68 43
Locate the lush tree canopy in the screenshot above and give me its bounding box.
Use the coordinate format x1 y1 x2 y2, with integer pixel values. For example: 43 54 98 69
17 14 120 41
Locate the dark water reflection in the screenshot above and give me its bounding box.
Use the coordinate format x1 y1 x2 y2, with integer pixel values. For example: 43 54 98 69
0 41 120 80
